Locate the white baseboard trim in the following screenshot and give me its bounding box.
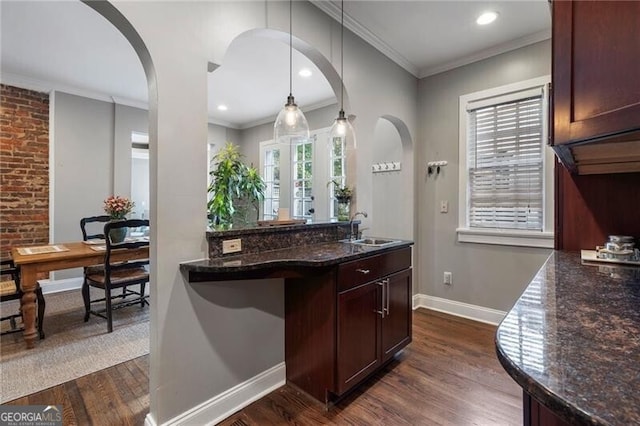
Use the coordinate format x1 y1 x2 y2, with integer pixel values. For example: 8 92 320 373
38 277 83 294
157 362 286 426
144 413 157 426
413 294 506 326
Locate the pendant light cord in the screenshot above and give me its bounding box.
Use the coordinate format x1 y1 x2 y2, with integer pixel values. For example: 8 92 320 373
340 0 344 111
289 0 293 97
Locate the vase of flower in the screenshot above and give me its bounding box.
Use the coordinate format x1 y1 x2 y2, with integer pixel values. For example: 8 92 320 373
103 195 135 243
336 198 351 221
108 222 128 243
328 180 353 221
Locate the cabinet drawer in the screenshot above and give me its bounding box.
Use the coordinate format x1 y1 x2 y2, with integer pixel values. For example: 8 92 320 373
338 247 411 292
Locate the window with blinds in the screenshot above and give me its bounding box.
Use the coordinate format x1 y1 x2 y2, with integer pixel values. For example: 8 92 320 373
467 89 544 231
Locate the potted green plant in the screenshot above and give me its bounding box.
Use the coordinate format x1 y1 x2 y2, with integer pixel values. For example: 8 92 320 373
208 142 265 229
328 179 353 221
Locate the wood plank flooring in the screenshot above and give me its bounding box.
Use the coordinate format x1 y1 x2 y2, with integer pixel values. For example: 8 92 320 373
5 309 521 425
5 355 149 426
220 309 522 425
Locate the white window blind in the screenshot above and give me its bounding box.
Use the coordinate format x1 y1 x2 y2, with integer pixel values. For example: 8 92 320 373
467 92 544 231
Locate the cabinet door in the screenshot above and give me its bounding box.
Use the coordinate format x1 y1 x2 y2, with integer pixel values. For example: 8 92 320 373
336 281 381 395
381 269 412 362
553 1 640 145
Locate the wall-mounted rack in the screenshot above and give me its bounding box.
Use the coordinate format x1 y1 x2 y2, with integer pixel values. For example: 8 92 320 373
372 162 401 173
427 160 448 176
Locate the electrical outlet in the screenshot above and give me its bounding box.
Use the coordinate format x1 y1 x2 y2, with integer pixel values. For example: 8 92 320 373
222 238 242 254
444 271 452 285
440 200 449 213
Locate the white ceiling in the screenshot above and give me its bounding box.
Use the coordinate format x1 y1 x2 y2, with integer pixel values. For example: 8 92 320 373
0 1 550 128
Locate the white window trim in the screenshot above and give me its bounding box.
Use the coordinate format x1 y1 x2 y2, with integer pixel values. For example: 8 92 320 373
457 75 554 248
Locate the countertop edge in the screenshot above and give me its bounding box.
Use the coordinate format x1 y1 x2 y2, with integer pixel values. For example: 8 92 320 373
494 251 640 426
180 240 413 281
495 331 602 426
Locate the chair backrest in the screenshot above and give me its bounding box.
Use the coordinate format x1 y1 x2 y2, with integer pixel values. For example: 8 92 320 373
0 259 20 298
103 219 150 280
80 215 111 241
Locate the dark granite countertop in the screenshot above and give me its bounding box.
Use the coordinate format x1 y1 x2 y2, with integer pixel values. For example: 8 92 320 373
181 239 413 281
496 251 640 425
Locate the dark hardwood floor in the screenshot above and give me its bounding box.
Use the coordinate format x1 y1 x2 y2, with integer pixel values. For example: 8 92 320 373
6 355 149 426
6 309 521 425
220 309 522 425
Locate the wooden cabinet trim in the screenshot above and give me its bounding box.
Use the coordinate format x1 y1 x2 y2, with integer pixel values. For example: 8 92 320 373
337 247 411 292
553 0 640 147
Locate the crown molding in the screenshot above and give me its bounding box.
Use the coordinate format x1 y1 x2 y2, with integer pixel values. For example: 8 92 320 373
311 2 550 81
1 72 148 110
207 116 241 129
220 97 337 131
310 0 419 77
418 29 551 78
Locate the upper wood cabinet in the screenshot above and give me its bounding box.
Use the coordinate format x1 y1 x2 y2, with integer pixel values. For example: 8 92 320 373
552 0 640 174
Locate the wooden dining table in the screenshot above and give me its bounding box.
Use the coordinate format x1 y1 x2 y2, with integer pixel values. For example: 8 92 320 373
11 241 149 349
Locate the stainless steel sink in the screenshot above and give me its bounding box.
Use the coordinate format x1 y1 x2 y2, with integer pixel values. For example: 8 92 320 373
347 238 399 247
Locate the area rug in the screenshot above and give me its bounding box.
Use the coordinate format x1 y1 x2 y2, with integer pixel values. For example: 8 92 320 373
0 287 149 403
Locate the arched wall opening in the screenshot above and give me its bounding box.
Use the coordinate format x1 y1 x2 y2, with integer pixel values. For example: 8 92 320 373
370 115 414 240
208 27 357 222
81 0 159 414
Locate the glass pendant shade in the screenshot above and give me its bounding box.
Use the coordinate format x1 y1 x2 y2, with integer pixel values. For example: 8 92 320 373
329 109 355 148
331 0 355 149
274 95 310 143
274 0 310 144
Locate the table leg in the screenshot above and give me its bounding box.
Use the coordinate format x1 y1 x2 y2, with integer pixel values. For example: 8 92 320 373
20 266 38 349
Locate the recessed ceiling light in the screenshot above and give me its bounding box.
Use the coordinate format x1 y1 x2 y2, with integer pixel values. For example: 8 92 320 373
298 68 312 78
477 11 498 25
217 104 228 111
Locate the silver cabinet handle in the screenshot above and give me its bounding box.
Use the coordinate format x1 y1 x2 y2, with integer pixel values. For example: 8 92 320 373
356 268 370 274
384 278 390 315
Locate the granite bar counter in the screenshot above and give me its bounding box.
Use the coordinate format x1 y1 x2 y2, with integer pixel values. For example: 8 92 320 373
180 239 413 282
496 251 640 425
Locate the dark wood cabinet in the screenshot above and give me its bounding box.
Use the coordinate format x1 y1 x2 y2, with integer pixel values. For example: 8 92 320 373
552 0 640 174
381 269 412 362
336 268 412 394
336 281 381 394
285 247 412 404
523 391 571 426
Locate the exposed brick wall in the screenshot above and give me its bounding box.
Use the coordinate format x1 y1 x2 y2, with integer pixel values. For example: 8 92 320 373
0 84 50 260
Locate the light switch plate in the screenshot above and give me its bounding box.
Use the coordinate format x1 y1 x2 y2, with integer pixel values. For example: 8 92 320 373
440 200 449 213
222 238 242 254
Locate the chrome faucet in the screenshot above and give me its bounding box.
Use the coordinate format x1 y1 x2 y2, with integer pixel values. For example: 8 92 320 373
350 211 368 241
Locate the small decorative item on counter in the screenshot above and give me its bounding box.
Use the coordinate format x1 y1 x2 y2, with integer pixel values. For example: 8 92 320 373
596 235 639 261
328 179 353 221
104 195 135 243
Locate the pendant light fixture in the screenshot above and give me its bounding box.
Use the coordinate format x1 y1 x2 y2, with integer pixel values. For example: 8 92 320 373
329 0 355 146
274 0 310 144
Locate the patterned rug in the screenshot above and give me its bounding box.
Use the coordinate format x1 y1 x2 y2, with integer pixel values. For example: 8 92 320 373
0 287 149 403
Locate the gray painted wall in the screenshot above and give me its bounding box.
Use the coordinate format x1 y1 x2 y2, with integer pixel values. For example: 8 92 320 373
114 103 148 197
52 92 113 280
371 118 408 239
416 40 553 312
50 92 147 281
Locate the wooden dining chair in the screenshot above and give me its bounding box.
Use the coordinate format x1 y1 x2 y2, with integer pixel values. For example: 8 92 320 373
1 259 45 339
80 215 111 241
82 219 150 333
